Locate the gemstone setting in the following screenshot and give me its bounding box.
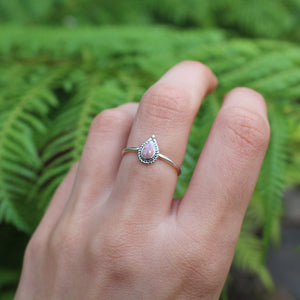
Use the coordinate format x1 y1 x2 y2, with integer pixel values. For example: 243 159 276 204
138 135 159 164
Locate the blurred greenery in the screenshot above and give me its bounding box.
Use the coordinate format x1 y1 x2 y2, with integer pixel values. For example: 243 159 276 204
1 0 300 40
0 1 299 299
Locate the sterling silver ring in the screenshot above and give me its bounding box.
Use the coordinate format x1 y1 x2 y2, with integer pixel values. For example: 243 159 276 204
122 135 181 176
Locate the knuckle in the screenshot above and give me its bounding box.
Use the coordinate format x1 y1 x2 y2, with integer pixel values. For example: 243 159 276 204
220 107 270 153
88 227 138 279
167 240 220 296
90 108 130 134
142 84 194 124
186 251 224 293
83 108 131 162
90 232 126 263
172 223 231 291
49 223 81 261
197 250 226 287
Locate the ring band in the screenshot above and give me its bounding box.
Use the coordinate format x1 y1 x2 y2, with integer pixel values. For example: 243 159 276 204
122 135 181 176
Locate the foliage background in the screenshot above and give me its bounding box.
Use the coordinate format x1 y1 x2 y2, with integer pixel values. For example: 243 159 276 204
0 1 300 299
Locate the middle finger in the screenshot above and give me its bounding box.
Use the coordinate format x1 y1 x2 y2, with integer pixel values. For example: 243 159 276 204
110 61 217 220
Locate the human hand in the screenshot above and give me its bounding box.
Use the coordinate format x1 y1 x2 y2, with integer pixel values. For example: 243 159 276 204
15 61 270 299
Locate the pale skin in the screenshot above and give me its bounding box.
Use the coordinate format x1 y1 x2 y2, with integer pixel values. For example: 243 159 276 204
15 61 270 299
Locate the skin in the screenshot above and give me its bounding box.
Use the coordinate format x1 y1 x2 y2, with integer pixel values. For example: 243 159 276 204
15 61 270 300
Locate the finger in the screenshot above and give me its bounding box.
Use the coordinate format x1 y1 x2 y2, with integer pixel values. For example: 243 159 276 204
178 87 270 275
67 102 138 215
33 162 78 236
110 61 217 221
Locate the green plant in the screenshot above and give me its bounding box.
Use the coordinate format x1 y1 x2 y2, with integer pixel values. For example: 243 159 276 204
0 25 299 298
1 0 300 40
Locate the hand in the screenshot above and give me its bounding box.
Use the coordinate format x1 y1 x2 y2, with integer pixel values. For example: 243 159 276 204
15 61 270 299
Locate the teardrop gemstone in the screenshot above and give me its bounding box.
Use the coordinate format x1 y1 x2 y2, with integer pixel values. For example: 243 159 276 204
141 141 155 159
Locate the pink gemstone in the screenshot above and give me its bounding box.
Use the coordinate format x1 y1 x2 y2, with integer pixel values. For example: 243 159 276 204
141 141 155 159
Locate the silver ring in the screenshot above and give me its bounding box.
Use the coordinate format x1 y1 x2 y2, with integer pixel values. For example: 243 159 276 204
122 135 181 176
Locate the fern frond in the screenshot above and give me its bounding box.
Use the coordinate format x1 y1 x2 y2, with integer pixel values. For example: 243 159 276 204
257 109 288 255
28 73 130 210
175 94 221 197
0 26 298 291
0 65 69 232
234 231 274 289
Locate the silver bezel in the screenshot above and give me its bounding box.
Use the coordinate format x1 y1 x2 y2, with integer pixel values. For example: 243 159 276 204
137 135 159 164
